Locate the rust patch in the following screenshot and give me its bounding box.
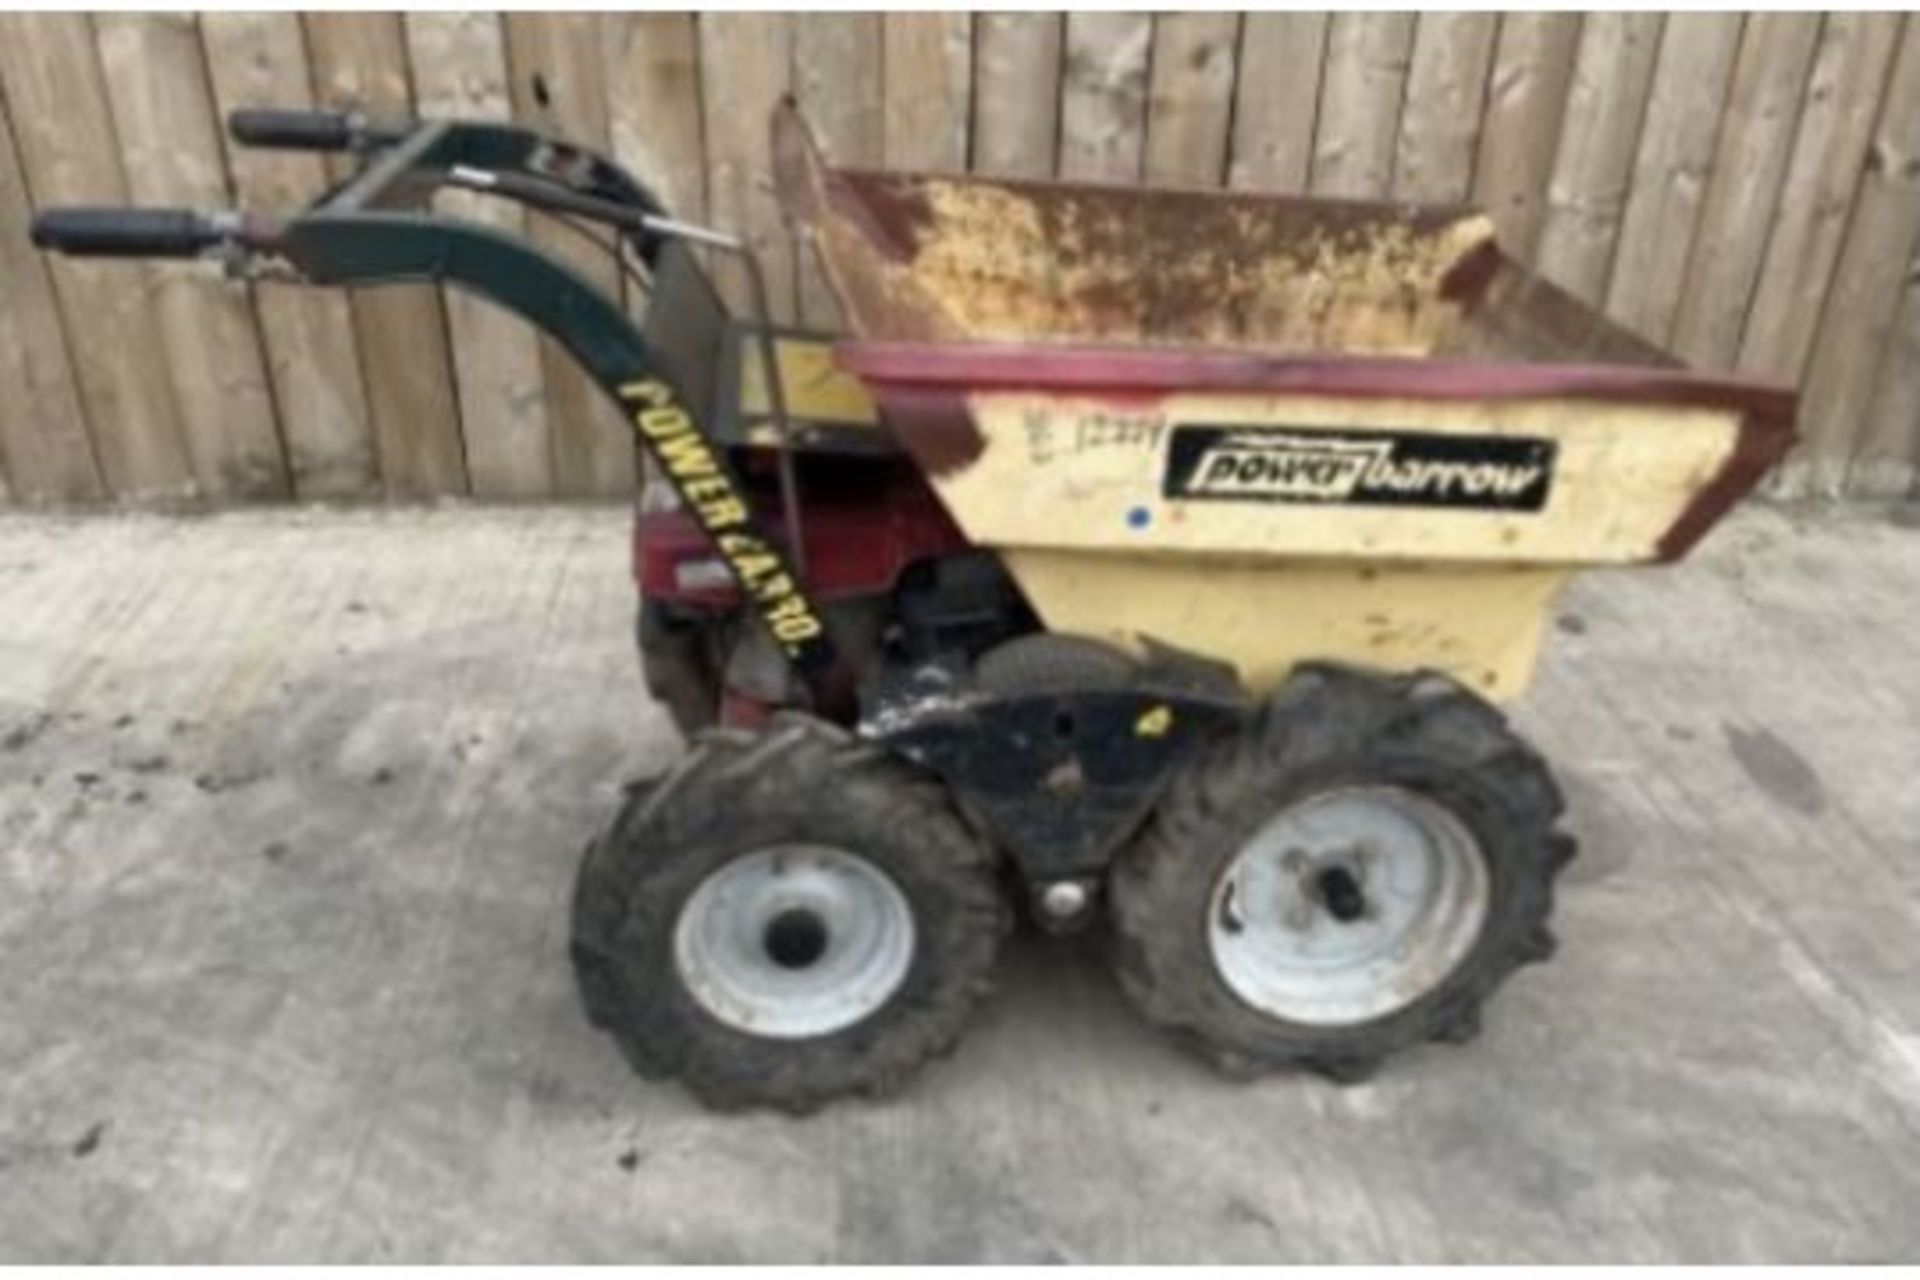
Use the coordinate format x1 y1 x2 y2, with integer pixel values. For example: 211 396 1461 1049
1657 394 1797 560
868 385 985 478
832 173 933 263
1445 264 1677 367
791 145 1497 355
836 340 1797 411
1437 235 1501 307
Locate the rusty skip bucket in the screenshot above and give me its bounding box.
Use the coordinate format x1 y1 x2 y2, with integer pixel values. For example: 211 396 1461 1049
772 104 1796 701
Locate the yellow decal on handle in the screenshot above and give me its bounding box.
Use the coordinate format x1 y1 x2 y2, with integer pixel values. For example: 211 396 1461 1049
620 378 827 660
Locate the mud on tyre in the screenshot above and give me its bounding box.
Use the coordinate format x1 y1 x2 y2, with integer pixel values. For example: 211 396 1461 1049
570 714 1007 1113
1110 665 1575 1082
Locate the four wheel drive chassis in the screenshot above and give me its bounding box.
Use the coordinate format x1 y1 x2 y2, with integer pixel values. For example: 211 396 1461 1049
578 655 1576 1113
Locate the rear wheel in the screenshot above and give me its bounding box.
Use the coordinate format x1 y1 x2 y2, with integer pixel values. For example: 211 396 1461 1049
1110 666 1574 1082
571 715 1007 1112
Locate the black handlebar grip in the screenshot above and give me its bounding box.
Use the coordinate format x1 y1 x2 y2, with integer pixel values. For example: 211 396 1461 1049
29 207 224 258
228 108 354 151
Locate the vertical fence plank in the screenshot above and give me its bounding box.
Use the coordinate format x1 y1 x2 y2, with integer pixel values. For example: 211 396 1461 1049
0 100 101 502
94 15 287 502
698 14 796 322
1853 239 1920 497
1533 13 1664 303
7 9 1917 506
1798 20 1920 496
1472 14 1582 259
503 13 633 498
306 13 468 501
1393 13 1497 203
1228 14 1326 193
973 14 1061 179
202 12 376 500
1144 13 1239 187
605 14 708 224
1669 14 1822 371
1311 13 1414 198
1059 12 1151 182
0 13 195 502
1739 13 1904 384
883 14 971 171
793 16 881 326
405 13 552 500
1604 14 1744 344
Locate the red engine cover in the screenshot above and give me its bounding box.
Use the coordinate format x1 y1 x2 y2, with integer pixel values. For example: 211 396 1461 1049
633 466 972 608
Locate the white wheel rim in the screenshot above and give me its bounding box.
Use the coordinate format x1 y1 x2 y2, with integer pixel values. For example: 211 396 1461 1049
673 845 916 1039
1206 786 1490 1027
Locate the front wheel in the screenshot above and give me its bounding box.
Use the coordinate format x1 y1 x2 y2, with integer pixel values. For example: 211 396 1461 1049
571 715 1007 1113
1109 666 1574 1082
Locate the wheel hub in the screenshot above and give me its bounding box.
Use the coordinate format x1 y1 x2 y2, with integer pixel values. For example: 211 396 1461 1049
1208 786 1490 1026
1307 857 1369 923
674 845 916 1039
762 907 831 970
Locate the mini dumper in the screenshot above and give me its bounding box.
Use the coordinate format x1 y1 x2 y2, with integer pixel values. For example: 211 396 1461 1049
33 101 1796 1113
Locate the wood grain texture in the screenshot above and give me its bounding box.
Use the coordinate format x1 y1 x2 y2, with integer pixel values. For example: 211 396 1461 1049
1799 20 1920 497
1740 13 1904 383
1393 13 1497 204
93 15 286 502
1604 14 1744 345
4 12 1919 506
793 15 882 327
883 14 971 172
1228 13 1327 194
0 98 101 503
1853 237 1920 499
1144 13 1239 187
0 13 195 503
504 13 633 499
605 14 707 224
697 13 795 322
1670 15 1822 371
306 12 469 501
201 11 376 500
1060 12 1151 183
1311 13 1414 199
972 13 1061 179
1472 13 1583 259
1534 13 1664 303
405 13 552 500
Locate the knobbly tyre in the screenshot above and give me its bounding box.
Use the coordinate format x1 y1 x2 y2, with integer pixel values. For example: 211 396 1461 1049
33 100 1797 1114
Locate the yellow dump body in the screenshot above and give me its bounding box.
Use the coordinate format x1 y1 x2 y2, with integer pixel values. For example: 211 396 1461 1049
772 106 1795 701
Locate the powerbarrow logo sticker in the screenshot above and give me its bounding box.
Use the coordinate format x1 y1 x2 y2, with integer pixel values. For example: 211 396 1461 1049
1163 424 1556 512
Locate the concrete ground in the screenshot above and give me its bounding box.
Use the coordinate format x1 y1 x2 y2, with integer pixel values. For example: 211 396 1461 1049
0 501 1917 1263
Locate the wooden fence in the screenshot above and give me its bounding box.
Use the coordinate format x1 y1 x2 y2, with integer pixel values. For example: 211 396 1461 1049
1 12 1916 507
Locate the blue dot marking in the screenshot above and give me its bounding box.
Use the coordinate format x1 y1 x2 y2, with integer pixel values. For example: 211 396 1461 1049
1127 505 1152 530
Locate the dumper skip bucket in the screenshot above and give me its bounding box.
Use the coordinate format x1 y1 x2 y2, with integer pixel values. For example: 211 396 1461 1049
773 103 1795 700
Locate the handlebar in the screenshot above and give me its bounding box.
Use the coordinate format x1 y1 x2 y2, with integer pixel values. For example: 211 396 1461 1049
29 207 237 258
228 108 411 153
30 110 673 268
